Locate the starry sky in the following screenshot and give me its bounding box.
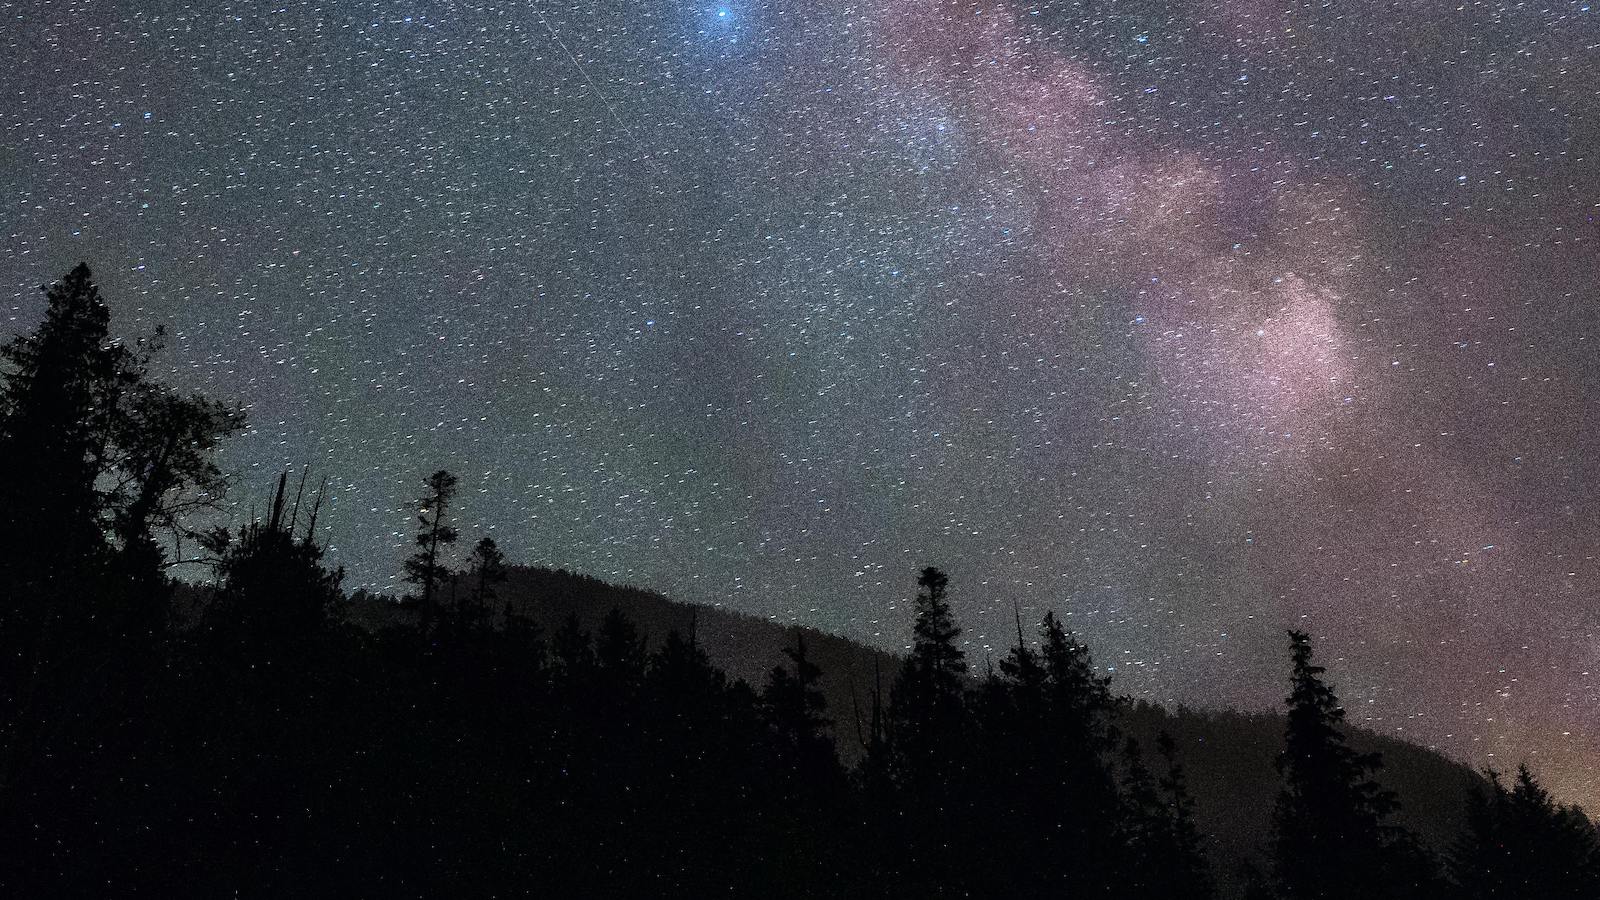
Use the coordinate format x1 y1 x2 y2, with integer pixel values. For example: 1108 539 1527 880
4 0 1599 803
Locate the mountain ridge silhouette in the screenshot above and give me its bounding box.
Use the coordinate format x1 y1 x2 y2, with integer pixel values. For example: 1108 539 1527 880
182 563 1478 894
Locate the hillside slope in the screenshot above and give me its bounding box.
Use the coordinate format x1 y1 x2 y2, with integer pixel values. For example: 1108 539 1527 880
332 566 1478 887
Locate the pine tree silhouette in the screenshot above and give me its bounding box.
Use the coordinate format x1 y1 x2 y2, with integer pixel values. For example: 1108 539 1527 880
1119 734 1218 899
0 264 120 590
463 535 507 629
202 471 342 650
888 567 967 785
0 265 242 600
998 605 1046 704
1156 731 1217 900
596 605 648 699
1449 764 1600 899
1039 609 1117 749
763 629 837 781
404 469 459 633
968 608 1060 893
0 265 242 865
552 612 596 679
1037 609 1125 894
1270 630 1439 900
886 566 970 895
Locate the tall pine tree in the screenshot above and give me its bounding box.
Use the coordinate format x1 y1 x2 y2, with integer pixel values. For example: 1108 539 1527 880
0 264 121 593
886 566 970 895
888 566 967 789
404 469 459 632
1270 630 1437 900
1039 609 1125 894
462 536 507 630
0 264 242 805
763 629 836 782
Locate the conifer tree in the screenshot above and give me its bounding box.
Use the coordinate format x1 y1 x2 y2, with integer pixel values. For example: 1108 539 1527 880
202 471 343 650
997 606 1046 711
0 264 122 591
886 566 970 894
848 655 904 892
888 567 967 780
1157 731 1216 900
463 536 507 629
1118 734 1217 900
644 625 730 789
595 606 647 700
763 629 836 780
551 613 595 679
0 264 243 802
1037 609 1124 892
1449 765 1600 899
965 608 1057 892
650 625 726 719
0 264 133 807
404 469 459 631
646 626 740 798
855 656 895 800
1039 610 1117 749
182 470 347 885
1120 736 1172 886
1270 630 1435 900
0 265 243 598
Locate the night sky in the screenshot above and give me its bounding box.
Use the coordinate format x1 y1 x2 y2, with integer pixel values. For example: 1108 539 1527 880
4 1 1599 804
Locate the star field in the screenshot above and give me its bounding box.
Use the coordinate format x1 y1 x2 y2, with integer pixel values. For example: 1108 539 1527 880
3 0 1599 804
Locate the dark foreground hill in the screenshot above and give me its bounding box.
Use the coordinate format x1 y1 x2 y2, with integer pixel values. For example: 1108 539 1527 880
322 565 1478 894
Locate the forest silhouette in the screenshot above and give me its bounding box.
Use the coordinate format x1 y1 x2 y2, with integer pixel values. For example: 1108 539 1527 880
2 265 1597 897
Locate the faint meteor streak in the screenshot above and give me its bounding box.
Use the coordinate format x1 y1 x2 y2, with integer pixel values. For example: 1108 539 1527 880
534 7 661 175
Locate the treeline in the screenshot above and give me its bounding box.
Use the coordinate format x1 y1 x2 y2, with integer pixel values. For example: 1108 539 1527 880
1 265 1598 897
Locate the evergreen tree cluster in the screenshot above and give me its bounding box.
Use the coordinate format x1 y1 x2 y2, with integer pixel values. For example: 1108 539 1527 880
2 266 1597 897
